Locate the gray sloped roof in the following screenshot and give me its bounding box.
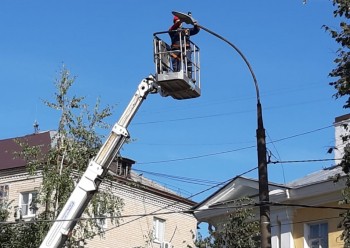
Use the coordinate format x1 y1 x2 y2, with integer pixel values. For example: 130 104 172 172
286 165 344 188
193 166 344 211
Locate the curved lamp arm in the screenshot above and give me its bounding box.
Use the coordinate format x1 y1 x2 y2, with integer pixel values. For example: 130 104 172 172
172 11 260 103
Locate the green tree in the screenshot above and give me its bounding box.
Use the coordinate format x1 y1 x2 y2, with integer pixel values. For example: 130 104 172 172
324 0 350 108
193 198 260 248
324 1 350 247
0 66 124 247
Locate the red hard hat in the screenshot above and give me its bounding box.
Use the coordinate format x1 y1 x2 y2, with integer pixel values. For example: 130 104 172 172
173 16 180 23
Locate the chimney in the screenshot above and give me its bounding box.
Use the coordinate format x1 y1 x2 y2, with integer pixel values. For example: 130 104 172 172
109 156 135 178
334 114 350 160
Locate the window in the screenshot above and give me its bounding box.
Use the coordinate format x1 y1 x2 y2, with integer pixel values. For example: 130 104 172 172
0 185 9 204
307 222 328 248
153 217 165 243
94 204 108 230
20 191 38 217
96 214 107 229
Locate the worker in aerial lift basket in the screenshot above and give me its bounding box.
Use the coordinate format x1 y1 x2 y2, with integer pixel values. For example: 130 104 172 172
169 15 200 78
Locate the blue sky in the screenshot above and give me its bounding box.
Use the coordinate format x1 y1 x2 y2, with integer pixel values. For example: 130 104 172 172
0 1 346 202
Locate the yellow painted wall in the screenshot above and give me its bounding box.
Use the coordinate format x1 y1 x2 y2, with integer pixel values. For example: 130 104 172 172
292 202 344 248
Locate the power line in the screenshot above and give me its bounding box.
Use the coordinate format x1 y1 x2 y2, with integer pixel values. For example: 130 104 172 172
270 215 341 228
0 167 257 235
2 200 348 226
137 81 326 116
129 173 216 198
90 166 257 236
138 145 256 164
135 156 339 198
0 203 255 226
137 125 334 165
266 201 349 211
266 129 287 186
133 110 251 125
138 87 257 114
0 166 255 227
269 125 333 144
133 168 221 186
133 98 332 126
269 158 340 164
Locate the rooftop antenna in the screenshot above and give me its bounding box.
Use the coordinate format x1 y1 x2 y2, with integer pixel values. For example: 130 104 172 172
33 120 39 134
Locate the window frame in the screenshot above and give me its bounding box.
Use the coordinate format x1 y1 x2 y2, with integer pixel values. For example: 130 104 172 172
304 222 328 248
96 214 108 229
153 217 166 243
19 191 38 218
0 184 9 204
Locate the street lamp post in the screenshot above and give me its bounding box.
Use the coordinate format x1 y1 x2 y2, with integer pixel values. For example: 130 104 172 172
172 11 272 248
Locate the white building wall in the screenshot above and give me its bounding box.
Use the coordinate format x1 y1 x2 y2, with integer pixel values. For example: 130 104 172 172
270 207 294 248
334 114 350 161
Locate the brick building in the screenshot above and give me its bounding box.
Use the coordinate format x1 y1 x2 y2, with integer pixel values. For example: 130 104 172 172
0 131 197 248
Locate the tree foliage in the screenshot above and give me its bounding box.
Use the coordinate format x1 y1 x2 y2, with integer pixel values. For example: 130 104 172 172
193 198 260 248
0 66 124 247
324 0 350 108
325 1 350 247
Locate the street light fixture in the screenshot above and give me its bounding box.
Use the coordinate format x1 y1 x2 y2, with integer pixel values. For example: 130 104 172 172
172 11 272 248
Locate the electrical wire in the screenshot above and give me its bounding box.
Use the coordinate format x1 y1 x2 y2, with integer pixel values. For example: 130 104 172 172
2 201 349 226
270 215 341 228
136 80 330 117
266 201 350 210
0 166 259 227
0 203 254 225
78 166 258 236
138 145 256 165
137 125 334 165
266 130 286 184
133 100 333 126
269 125 334 144
269 158 341 164
133 168 220 186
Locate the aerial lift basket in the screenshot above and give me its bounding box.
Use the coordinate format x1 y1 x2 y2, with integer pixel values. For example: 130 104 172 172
153 31 201 100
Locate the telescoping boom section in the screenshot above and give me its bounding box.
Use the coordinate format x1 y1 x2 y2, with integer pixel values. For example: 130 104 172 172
40 77 159 248
40 74 202 248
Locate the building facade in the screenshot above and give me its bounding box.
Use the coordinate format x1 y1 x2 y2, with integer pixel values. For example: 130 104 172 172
0 131 197 248
192 114 350 248
193 168 346 248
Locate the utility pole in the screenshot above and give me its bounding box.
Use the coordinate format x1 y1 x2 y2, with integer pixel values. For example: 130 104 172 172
257 101 271 248
170 11 272 248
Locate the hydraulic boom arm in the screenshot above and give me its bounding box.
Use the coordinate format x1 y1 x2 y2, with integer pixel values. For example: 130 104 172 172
40 76 158 248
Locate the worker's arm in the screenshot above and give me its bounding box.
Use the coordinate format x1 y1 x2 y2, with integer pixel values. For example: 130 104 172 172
189 24 200 36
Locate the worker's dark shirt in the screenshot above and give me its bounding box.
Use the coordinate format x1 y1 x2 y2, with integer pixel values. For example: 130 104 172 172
168 24 200 48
